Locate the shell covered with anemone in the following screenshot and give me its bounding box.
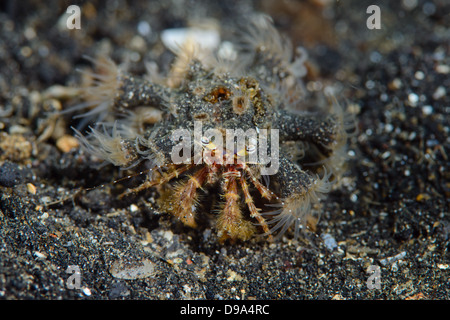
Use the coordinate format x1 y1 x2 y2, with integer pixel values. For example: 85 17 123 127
66 14 355 243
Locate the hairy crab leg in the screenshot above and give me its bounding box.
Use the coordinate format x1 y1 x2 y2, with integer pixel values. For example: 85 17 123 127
118 163 193 199
216 175 255 242
239 175 273 241
243 166 276 201
163 165 209 228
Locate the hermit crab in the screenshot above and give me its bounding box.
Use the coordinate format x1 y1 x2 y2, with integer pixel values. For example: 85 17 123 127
69 15 352 242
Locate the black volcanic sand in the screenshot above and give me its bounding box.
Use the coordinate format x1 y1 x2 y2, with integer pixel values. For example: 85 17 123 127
0 0 448 301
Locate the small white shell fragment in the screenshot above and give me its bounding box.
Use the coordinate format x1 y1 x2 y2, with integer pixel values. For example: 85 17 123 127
82 287 92 296
160 27 220 53
110 258 156 280
34 251 47 260
321 233 338 251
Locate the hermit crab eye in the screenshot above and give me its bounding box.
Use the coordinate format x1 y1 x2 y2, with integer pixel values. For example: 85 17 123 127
201 136 218 150
201 136 210 145
246 138 258 154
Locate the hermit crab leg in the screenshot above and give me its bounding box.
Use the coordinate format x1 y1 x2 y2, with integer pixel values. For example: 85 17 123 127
216 174 255 242
239 174 273 241
118 163 193 199
164 165 209 228
243 165 276 201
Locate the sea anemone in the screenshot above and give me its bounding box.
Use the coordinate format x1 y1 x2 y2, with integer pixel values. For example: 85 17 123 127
262 166 334 239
